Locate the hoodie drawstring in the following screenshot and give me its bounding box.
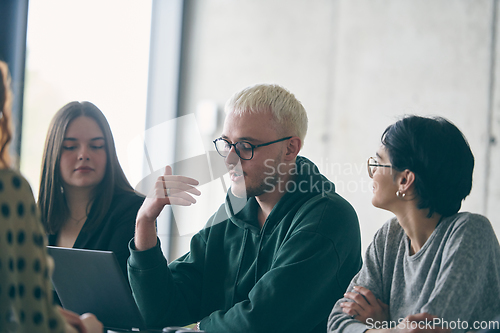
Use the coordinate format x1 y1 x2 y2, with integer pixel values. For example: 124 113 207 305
254 228 266 283
231 227 249 305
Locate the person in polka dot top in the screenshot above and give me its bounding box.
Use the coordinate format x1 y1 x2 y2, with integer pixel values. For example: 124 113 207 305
0 61 102 332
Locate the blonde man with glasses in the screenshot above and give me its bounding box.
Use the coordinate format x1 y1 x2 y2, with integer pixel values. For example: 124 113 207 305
128 84 362 333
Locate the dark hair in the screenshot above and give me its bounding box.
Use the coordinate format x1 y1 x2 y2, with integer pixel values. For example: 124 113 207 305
38 101 134 234
381 115 474 217
0 61 12 168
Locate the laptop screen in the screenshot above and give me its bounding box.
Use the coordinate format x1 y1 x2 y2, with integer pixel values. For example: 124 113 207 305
47 246 147 331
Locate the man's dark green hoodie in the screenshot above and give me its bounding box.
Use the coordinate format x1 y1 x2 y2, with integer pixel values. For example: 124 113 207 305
128 156 362 333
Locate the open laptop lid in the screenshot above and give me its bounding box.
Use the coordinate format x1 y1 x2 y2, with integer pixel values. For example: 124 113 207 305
47 246 147 332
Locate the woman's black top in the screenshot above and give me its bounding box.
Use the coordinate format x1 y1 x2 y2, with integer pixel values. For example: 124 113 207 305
48 189 145 277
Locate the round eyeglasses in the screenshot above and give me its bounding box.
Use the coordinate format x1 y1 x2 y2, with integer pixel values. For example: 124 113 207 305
213 136 292 160
367 157 393 178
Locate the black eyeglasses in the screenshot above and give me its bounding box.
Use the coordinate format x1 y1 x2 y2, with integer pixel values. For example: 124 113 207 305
367 157 393 178
213 136 292 160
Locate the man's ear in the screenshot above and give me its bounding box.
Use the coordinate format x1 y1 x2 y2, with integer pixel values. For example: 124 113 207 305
284 137 302 161
397 169 415 193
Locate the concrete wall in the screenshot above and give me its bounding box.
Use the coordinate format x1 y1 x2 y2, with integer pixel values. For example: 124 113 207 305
168 0 500 260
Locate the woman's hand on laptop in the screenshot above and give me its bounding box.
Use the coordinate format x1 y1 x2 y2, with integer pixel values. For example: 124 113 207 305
80 313 103 333
59 307 103 333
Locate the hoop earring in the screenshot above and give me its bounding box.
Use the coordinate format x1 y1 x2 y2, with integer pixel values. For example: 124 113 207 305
396 190 406 198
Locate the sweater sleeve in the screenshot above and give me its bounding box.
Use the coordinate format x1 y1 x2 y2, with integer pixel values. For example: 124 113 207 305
328 221 393 333
127 232 206 328
200 200 362 333
418 214 500 330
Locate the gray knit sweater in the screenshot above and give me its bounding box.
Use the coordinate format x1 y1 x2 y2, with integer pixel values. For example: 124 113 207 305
328 213 500 333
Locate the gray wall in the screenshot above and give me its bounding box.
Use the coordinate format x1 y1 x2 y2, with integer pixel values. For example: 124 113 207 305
169 0 500 260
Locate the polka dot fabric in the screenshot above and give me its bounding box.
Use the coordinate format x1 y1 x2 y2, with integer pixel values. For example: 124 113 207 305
0 170 65 333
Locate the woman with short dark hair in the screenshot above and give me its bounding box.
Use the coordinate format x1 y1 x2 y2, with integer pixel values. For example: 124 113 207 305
38 101 144 277
328 115 500 333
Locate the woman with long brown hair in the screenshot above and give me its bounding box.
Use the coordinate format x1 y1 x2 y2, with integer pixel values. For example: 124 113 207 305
38 101 144 277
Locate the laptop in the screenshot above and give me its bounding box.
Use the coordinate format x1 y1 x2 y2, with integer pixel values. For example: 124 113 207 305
47 246 148 332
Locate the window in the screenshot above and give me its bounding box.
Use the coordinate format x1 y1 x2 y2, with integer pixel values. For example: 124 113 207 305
21 0 152 195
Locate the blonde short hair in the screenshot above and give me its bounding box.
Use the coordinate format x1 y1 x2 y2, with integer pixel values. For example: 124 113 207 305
225 84 308 142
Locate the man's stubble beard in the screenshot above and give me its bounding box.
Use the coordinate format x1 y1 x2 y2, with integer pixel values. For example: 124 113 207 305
243 152 284 198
